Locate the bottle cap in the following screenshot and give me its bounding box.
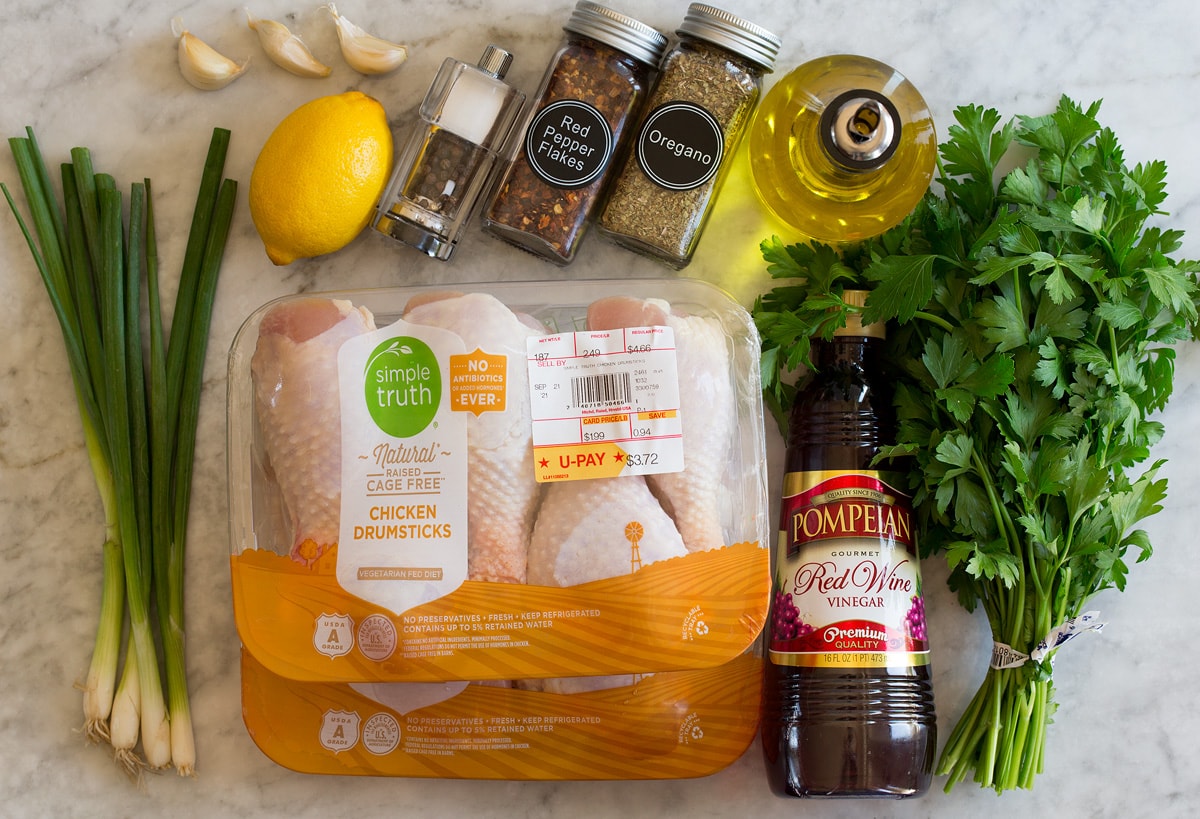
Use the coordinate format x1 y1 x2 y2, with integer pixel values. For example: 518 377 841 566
833 290 885 338
677 4 781 71
564 2 668 67
477 44 514 79
820 89 902 171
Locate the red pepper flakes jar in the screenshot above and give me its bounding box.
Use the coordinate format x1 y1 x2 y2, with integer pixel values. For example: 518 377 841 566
481 1 667 266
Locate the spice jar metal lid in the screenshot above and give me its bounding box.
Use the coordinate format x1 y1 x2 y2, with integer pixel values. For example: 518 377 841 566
677 3 782 72
564 1 668 67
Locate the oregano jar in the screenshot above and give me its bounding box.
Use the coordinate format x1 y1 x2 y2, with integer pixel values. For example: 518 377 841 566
596 4 780 269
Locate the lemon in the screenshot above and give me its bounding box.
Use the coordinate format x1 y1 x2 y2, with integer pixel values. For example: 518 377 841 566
249 91 393 265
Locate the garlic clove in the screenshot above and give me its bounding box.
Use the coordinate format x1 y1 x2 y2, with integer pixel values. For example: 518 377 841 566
245 8 332 78
173 18 250 91
323 3 408 75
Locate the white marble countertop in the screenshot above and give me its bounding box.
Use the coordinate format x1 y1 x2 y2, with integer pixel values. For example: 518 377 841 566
2 0 1199 816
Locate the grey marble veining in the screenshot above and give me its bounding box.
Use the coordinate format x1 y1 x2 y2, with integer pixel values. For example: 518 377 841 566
1 0 1199 816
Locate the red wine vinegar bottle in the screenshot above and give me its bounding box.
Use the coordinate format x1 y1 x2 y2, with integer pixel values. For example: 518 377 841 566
761 290 936 798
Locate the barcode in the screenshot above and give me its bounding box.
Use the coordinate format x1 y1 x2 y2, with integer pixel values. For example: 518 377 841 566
571 371 631 407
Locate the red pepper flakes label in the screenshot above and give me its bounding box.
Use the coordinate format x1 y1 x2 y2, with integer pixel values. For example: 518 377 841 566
524 99 614 189
769 471 930 669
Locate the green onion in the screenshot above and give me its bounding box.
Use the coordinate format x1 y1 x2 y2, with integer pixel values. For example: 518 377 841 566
3 144 121 746
3 127 235 780
98 181 172 772
148 131 235 776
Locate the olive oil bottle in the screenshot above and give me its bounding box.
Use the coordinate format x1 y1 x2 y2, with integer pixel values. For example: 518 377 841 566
748 55 936 243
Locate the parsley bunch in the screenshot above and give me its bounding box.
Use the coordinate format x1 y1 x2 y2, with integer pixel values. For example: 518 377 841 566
753 96 1200 792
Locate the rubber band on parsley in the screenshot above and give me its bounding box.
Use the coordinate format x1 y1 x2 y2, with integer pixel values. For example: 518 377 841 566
752 96 1200 793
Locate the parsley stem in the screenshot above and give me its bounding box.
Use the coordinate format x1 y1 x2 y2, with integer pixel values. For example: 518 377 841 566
1025 527 1046 608
938 676 990 788
1057 565 1072 625
969 446 1025 645
980 668 1005 787
1107 323 1122 385
913 309 955 333
1009 687 1035 790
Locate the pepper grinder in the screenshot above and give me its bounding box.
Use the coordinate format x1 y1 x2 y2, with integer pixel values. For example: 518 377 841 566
375 45 526 261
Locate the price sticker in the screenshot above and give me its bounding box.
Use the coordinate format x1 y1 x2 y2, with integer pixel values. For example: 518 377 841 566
527 326 684 483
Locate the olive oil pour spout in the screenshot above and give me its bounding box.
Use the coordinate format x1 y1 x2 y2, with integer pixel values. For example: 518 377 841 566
820 89 902 171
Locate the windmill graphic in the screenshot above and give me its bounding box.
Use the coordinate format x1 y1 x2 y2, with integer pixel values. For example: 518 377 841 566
625 521 644 573
625 520 648 686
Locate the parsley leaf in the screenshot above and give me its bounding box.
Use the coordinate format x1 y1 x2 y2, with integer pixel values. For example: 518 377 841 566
864 253 938 323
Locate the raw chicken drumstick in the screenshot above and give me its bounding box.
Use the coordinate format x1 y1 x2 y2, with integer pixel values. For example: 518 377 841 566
402 291 545 583
251 297 377 565
586 296 735 553
527 475 687 587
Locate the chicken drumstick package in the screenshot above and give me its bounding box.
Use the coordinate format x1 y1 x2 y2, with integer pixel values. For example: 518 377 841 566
227 278 770 687
227 278 770 778
240 648 764 779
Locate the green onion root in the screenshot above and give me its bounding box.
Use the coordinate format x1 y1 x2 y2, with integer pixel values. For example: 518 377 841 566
109 647 145 784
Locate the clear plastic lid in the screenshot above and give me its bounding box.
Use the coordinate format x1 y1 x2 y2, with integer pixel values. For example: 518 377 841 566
227 277 770 684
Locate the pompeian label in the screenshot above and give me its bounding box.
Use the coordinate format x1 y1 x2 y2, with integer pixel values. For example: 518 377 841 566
635 102 723 191
525 99 614 189
769 470 930 669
